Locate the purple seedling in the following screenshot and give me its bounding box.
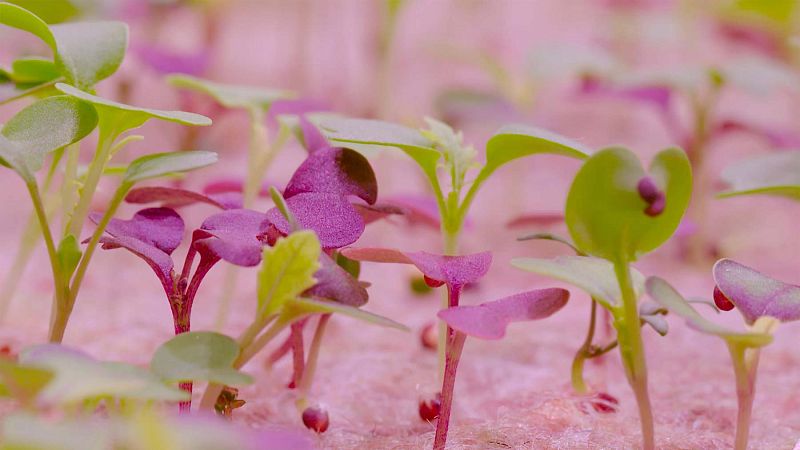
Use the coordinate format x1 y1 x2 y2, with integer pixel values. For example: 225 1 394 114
433 288 569 449
647 258 800 450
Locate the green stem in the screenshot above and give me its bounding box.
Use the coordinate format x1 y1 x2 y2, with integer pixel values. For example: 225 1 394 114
243 107 267 207
61 143 80 231
571 299 598 394
66 125 118 239
296 314 331 410
613 260 655 450
729 343 758 450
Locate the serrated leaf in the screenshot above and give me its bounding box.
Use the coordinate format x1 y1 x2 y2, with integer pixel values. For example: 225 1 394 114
313 115 441 179
123 151 218 184
167 74 295 109
284 297 409 331
0 95 97 181
57 234 81 279
718 151 800 200
565 147 692 263
483 124 589 175
151 332 252 386
510 255 645 309
0 3 128 89
56 83 211 132
257 230 321 318
645 276 772 347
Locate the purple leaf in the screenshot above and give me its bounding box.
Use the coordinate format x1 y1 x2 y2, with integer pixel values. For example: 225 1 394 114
714 119 800 149
713 258 800 325
125 187 230 210
579 75 672 112
192 209 269 267
340 247 492 288
133 44 210 76
96 207 184 255
283 147 378 205
437 288 569 339
266 193 364 249
304 253 368 307
351 202 405 225
505 211 564 229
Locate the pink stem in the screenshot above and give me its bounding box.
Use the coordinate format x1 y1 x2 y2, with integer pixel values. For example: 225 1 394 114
433 330 467 450
288 318 308 388
175 321 192 412
266 332 294 366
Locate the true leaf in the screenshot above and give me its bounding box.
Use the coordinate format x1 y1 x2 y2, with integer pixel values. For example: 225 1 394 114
565 147 692 263
718 151 800 199
151 332 253 386
167 74 295 109
192 209 269 267
56 234 81 278
123 151 218 184
645 277 773 347
510 255 646 309
257 230 321 318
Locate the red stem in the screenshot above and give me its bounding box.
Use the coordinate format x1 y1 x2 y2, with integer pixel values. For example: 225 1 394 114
288 318 308 388
265 331 293 367
433 329 466 450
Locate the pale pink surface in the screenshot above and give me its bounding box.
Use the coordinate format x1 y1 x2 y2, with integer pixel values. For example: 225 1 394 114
2 1 800 449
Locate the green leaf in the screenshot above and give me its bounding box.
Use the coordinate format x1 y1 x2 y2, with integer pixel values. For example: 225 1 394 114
645 277 773 347
0 3 128 89
313 115 441 179
718 151 800 200
0 359 53 405
151 332 252 386
9 57 59 83
0 95 97 181
565 147 692 263
4 0 79 24
123 151 218 184
1 414 114 450
257 230 321 318
167 74 295 109
284 297 409 331
20 345 188 406
510 255 645 309
56 234 81 279
483 124 589 175
56 83 211 132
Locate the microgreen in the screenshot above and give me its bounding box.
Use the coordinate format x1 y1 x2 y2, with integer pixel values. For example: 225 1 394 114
513 146 692 450
199 230 407 429
432 288 569 449
646 261 800 450
718 150 800 199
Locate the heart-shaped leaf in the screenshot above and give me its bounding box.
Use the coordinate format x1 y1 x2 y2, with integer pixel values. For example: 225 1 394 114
313 116 441 179
438 288 569 340
510 255 646 309
284 147 378 205
123 151 218 184
266 192 365 249
0 95 97 180
646 277 773 347
20 344 188 406
56 83 211 132
167 74 295 109
718 151 800 199
713 258 800 325
0 3 128 90
483 124 589 175
257 230 321 318
151 332 252 386
565 147 692 263
192 209 269 267
94 207 184 293
341 247 492 289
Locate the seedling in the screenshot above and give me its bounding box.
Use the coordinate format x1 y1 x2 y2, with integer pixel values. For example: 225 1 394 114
316 115 587 378
199 229 408 431
433 288 569 449
513 146 692 450
718 150 800 200
646 258 800 450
